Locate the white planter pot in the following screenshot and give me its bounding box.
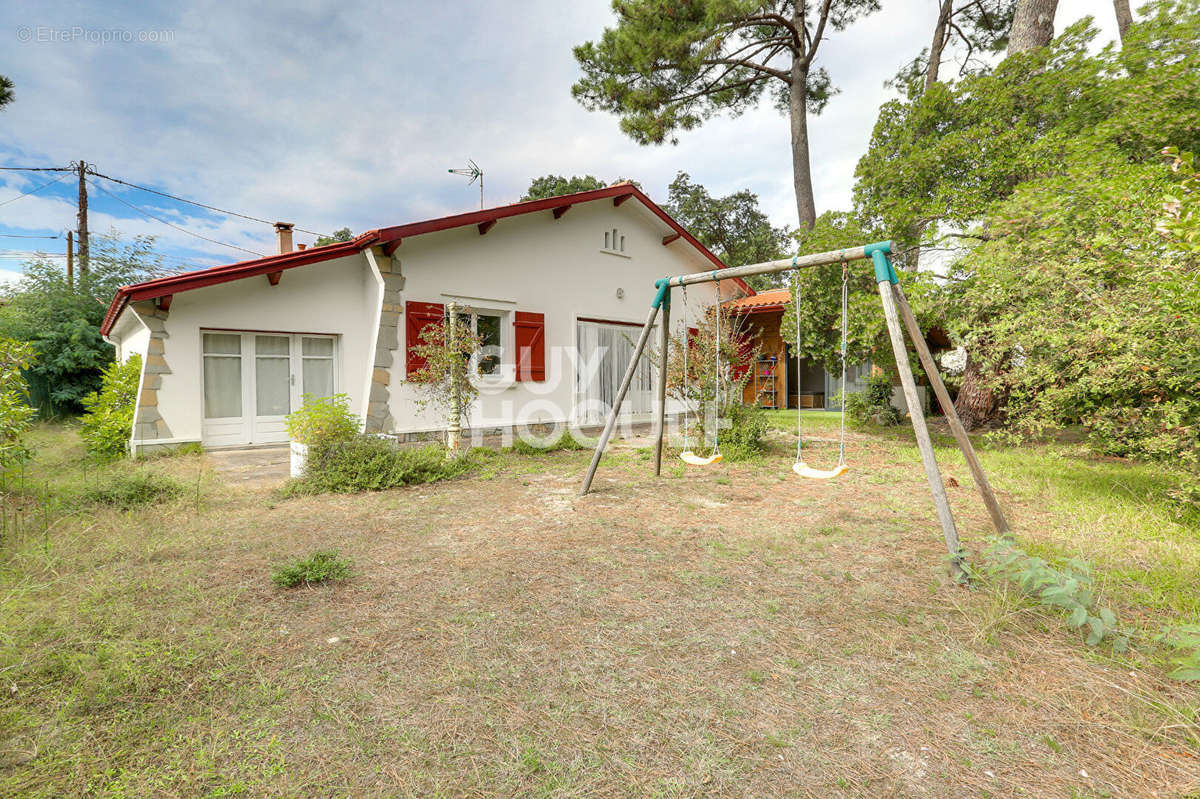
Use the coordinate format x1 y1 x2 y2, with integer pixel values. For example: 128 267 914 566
289 441 309 479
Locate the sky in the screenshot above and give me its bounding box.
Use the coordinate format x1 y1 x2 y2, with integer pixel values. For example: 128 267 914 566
0 0 1120 283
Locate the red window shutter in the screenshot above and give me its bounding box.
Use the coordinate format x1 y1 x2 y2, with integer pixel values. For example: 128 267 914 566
514 311 546 382
405 301 445 377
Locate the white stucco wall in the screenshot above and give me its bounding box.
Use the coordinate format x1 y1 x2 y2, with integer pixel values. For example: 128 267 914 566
387 199 734 434
123 253 377 445
107 312 150 364
105 195 740 447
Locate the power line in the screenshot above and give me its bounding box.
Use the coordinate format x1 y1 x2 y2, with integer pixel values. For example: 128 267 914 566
0 232 61 239
0 172 73 208
88 178 266 258
86 168 330 237
0 166 74 172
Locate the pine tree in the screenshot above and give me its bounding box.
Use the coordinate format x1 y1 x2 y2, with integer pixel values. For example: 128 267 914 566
572 0 880 230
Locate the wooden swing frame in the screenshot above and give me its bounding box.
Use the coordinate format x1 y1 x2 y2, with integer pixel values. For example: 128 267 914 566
578 241 1010 577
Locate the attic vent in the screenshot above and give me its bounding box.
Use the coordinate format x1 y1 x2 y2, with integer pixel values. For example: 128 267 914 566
602 227 628 256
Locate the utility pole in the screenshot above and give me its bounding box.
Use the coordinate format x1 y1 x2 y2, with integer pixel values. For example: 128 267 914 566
76 160 89 272
66 231 74 288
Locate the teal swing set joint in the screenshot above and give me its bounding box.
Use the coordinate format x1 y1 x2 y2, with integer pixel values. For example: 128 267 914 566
652 278 672 309
863 240 899 285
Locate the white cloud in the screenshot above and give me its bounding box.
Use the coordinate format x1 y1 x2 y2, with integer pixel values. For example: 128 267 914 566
0 0 1121 266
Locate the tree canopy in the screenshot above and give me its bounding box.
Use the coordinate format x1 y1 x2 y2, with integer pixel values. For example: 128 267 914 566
0 235 165 415
854 5 1200 252
572 0 881 229
315 228 353 247
891 0 1015 97
662 172 791 289
520 175 639 202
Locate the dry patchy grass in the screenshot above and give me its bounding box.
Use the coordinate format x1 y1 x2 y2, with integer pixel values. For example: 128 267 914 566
0 422 1197 797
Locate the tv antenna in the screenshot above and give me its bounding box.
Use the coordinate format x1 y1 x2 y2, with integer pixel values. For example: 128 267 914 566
448 159 484 209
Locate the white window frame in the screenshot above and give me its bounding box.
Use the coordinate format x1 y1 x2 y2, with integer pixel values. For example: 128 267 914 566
454 306 513 384
199 330 340 446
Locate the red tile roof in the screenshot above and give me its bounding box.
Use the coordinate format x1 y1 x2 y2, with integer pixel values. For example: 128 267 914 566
101 184 752 335
723 287 790 314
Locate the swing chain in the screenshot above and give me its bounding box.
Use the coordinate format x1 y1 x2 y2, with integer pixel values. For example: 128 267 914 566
794 268 804 464
839 261 849 466
681 283 690 452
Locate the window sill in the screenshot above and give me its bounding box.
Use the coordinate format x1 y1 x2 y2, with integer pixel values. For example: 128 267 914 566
599 249 631 259
474 375 518 390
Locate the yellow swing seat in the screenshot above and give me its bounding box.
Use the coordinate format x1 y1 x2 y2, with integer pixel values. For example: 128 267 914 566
680 450 723 466
792 461 848 480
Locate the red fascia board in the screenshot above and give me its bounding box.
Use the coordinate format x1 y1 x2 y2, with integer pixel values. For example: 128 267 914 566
101 236 373 334
101 183 753 334
371 184 753 294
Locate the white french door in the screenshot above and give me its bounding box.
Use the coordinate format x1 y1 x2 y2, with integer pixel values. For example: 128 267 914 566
574 319 656 426
201 331 337 446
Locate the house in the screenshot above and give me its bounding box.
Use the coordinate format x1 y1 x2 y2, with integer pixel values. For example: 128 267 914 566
101 184 752 452
723 289 872 410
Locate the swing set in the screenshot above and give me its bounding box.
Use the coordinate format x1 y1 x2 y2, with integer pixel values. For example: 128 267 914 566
579 241 1011 576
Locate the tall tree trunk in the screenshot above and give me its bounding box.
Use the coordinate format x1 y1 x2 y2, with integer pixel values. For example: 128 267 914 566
926 0 954 91
953 350 1005 430
1007 0 1059 55
1113 0 1133 41
788 62 817 231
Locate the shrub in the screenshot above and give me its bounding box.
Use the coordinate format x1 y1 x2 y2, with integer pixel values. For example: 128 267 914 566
843 373 900 426
1168 473 1200 524
981 537 1126 650
284 393 359 445
0 338 36 471
508 430 588 455
81 470 184 510
271 549 352 588
0 235 164 415
721 404 769 462
284 435 473 495
80 355 141 460
407 312 482 446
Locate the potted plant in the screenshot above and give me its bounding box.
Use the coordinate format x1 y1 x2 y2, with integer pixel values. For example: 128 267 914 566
284 394 359 478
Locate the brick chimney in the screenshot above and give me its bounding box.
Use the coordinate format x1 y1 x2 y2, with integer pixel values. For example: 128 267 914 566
274 222 294 254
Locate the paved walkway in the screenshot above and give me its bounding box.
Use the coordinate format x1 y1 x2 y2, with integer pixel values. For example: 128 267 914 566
204 445 289 489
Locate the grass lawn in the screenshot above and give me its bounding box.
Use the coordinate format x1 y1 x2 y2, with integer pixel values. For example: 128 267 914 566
1 420 1198 797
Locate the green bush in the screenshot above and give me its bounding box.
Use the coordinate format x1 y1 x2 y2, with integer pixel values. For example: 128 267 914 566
80 355 141 460
0 235 163 415
81 470 184 510
981 537 1127 650
284 436 473 495
0 338 36 471
843 373 900 427
721 404 769 462
271 549 352 588
508 430 588 455
284 394 359 445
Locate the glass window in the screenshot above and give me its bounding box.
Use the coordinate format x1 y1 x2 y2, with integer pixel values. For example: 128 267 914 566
255 336 291 416
302 337 333 357
477 313 501 375
203 355 242 418
302 358 334 399
255 356 291 416
255 335 290 356
203 332 241 355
